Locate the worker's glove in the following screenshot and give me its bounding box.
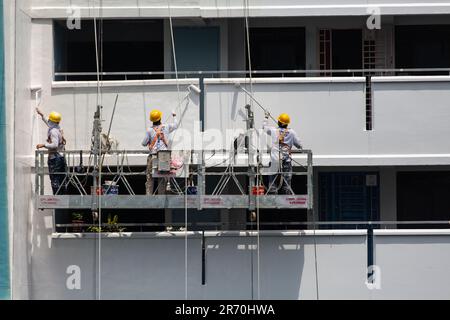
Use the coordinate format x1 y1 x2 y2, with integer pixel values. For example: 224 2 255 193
264 111 270 119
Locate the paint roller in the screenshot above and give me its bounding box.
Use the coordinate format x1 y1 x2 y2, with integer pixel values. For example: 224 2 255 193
188 84 201 94
234 82 277 124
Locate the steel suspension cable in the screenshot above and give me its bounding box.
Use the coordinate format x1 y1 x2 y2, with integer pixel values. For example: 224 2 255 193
243 0 260 300
92 0 104 300
167 0 188 300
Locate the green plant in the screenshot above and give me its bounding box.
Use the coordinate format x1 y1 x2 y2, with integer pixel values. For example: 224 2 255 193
71 212 84 232
87 214 125 233
72 212 83 221
105 214 126 233
87 225 102 233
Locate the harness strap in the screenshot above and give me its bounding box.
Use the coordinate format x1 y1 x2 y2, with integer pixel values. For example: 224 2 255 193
47 128 66 147
278 129 291 153
148 125 168 150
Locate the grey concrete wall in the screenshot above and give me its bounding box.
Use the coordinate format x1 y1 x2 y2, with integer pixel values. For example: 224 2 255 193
26 221 450 300
373 231 450 299
371 78 450 156
30 217 371 300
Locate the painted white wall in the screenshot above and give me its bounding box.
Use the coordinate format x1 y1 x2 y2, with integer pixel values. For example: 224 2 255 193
30 76 450 167
374 232 450 299
26 223 450 300
371 78 450 157
5 0 34 300
42 81 200 153
204 79 368 158
27 1 450 18
4 0 16 301
29 218 372 300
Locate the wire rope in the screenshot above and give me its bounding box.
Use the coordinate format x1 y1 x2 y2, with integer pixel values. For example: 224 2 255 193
166 0 188 300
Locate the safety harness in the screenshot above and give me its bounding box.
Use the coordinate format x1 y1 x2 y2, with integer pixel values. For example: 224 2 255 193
47 127 66 148
148 125 168 151
278 128 291 160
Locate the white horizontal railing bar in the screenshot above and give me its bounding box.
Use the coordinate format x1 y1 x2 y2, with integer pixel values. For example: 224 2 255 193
54 68 450 77
51 230 368 240
54 220 450 226
51 229 450 240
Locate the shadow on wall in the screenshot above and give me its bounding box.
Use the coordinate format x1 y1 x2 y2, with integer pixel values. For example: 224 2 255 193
258 237 306 300
203 236 306 299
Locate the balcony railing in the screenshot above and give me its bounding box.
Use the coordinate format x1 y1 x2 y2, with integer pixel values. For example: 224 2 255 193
54 68 450 81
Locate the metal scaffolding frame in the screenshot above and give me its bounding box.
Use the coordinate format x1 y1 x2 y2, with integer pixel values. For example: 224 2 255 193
35 149 314 211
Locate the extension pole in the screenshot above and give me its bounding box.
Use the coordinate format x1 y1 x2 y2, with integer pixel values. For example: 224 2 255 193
236 84 278 124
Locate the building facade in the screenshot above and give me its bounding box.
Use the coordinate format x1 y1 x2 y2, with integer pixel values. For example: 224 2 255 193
4 0 450 299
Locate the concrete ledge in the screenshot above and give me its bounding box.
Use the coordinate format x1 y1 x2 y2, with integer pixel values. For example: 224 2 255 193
51 76 450 89
52 229 450 239
205 77 366 85
52 230 368 239
52 79 198 89
52 77 366 89
29 3 450 19
372 76 450 83
374 229 450 236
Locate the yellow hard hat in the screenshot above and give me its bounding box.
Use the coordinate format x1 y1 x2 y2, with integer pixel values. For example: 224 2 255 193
278 113 291 125
48 111 62 123
150 109 162 122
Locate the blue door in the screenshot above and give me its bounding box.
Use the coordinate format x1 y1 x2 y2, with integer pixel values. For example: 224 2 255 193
319 172 380 229
173 27 220 72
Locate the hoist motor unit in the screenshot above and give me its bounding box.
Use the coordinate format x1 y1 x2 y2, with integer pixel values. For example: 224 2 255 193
157 150 172 172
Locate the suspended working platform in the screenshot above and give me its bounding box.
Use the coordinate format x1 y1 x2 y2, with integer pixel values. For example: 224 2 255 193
38 195 309 210
35 149 313 211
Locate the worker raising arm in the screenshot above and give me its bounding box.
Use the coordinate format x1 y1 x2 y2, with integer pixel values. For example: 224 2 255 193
142 109 178 153
263 112 302 195
35 108 67 195
142 109 178 195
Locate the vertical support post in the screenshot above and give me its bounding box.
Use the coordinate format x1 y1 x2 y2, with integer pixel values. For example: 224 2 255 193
201 230 206 285
365 76 373 131
307 150 314 212
39 152 45 196
246 104 256 211
197 150 205 210
199 76 205 132
367 224 374 282
198 77 205 210
91 105 102 212
35 150 40 196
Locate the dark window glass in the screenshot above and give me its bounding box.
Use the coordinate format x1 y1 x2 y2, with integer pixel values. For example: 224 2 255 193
248 27 306 77
319 172 379 229
54 19 164 81
397 172 450 228
331 29 362 76
395 25 450 75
